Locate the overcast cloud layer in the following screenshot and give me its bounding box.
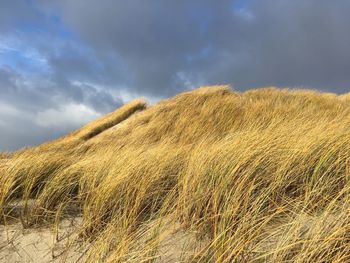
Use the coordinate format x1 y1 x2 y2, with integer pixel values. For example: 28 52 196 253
1 0 350 151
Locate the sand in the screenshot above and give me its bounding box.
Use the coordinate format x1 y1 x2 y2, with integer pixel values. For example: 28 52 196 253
0 218 86 263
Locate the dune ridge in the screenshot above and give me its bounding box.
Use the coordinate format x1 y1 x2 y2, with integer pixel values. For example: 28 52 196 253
1 86 350 262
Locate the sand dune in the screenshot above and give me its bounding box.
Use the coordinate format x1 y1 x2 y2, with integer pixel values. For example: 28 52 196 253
1 86 350 262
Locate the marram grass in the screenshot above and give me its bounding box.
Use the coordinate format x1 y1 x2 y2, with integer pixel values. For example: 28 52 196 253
1 86 350 262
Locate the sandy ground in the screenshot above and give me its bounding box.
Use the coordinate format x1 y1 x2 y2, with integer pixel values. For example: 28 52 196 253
0 218 86 263
0 220 203 263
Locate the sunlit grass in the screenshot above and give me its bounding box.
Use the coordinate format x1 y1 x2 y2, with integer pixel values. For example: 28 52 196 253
1 86 350 262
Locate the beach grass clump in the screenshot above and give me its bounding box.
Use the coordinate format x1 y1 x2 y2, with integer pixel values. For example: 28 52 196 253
1 86 350 262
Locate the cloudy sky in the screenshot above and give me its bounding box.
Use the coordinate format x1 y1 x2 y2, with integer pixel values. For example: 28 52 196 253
1 0 350 151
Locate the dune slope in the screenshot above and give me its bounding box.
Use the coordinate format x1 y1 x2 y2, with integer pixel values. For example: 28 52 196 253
1 86 350 262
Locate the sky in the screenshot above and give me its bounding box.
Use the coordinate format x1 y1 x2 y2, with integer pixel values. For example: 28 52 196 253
1 0 350 151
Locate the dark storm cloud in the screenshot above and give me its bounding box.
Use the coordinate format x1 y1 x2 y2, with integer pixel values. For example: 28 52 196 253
0 1 37 31
48 0 233 96
227 0 350 92
51 0 350 94
45 43 123 112
1 0 350 150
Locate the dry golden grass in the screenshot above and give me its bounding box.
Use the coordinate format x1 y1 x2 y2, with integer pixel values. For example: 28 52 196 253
1 86 350 262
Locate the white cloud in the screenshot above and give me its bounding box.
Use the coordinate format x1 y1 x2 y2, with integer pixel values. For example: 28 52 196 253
35 103 101 128
0 102 22 117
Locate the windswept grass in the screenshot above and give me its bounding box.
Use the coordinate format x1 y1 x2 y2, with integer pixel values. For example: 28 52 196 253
1 86 350 262
74 98 147 141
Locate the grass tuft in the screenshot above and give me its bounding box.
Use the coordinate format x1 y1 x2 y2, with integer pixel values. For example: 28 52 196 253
1 85 350 262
